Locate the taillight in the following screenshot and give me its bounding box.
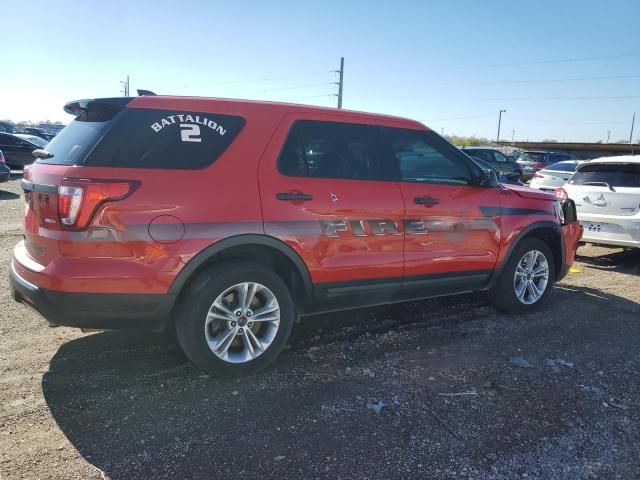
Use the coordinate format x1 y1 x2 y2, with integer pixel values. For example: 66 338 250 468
57 180 139 230
554 187 568 202
532 163 545 169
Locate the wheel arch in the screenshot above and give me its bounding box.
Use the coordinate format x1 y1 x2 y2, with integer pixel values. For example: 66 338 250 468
169 234 314 315
488 221 565 288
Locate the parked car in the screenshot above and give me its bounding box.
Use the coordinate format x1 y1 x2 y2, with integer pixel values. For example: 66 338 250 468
461 147 523 180
10 96 582 377
0 132 40 168
0 150 10 183
23 127 56 141
14 134 48 149
558 156 639 249
529 160 581 192
467 156 523 186
516 151 577 181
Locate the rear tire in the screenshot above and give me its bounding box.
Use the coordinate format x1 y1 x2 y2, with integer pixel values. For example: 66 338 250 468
176 262 295 378
488 238 556 314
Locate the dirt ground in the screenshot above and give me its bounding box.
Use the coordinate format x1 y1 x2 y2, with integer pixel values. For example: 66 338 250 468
1 175 639 480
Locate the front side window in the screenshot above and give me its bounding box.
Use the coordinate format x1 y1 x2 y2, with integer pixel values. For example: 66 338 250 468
384 128 472 185
466 149 494 163
278 120 388 180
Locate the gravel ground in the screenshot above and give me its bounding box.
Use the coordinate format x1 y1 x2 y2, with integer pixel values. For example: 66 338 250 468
1 175 639 480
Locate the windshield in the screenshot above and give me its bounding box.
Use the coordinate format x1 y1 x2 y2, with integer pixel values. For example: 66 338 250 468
569 163 640 188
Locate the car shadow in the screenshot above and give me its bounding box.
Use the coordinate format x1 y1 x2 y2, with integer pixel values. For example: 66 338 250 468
41 294 491 479
0 190 20 200
576 247 639 276
41 287 638 479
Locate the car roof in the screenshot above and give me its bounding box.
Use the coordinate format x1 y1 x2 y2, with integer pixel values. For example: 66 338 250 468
582 155 640 164
461 146 496 150
121 96 427 130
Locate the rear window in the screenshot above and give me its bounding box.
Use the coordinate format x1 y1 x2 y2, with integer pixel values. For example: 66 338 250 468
521 152 546 161
87 108 246 169
36 100 123 165
545 161 578 172
569 163 640 188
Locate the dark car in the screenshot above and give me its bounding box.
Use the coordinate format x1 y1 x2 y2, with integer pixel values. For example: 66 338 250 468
0 132 40 168
467 156 523 186
0 150 10 182
23 127 56 141
514 151 577 181
461 147 523 180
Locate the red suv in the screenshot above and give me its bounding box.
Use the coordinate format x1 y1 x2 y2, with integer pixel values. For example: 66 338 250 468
10 96 583 377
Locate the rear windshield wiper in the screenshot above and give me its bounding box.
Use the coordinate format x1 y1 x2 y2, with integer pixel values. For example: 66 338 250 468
583 181 614 191
32 149 54 159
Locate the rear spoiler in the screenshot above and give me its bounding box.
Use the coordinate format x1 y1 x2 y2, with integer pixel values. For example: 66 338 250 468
63 98 133 120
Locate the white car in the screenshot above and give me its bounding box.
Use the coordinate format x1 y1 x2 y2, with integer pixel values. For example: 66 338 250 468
529 160 581 192
560 156 640 249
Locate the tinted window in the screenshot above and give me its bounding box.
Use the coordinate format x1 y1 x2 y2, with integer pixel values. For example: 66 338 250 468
87 109 246 169
569 163 640 188
545 161 578 172
278 120 389 180
493 151 509 163
0 134 20 147
385 128 472 184
521 152 546 162
37 119 110 165
465 149 494 163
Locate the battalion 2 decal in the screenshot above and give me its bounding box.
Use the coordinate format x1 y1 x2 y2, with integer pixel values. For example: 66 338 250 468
150 114 228 142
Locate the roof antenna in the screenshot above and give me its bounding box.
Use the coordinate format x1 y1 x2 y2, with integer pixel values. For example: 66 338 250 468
137 89 157 96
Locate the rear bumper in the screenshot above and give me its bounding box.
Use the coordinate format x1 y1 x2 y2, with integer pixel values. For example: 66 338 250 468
577 213 640 248
10 261 175 331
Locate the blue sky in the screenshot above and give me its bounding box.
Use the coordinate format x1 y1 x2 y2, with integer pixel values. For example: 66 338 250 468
2 0 639 142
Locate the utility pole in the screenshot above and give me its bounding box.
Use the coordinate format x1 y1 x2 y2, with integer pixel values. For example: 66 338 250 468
606 130 611 143
120 75 130 96
496 109 506 143
630 112 636 155
511 129 515 143
335 57 344 109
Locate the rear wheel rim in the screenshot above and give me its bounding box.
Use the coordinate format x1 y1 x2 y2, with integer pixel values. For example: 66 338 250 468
204 282 280 364
513 250 549 305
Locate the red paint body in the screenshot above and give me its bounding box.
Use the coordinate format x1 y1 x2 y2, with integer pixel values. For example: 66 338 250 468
12 97 582 326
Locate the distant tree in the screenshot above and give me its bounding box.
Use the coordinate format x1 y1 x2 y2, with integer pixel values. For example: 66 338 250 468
541 139 558 143
445 134 493 147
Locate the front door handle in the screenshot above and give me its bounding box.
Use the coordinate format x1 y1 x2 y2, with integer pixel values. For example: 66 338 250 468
414 196 440 206
276 192 313 201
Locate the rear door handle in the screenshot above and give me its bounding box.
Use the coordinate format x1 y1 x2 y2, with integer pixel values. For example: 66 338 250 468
276 192 313 201
414 196 440 205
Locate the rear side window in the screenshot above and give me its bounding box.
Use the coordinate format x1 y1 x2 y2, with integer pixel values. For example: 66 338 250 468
465 149 494 163
569 163 640 188
87 109 246 169
278 120 391 180
383 128 472 185
522 152 546 162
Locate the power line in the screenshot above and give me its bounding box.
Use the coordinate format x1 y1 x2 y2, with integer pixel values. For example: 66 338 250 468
207 71 333 86
508 114 632 125
451 95 640 101
412 74 640 87
448 53 640 70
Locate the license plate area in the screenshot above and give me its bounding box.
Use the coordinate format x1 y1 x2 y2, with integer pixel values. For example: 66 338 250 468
582 222 608 233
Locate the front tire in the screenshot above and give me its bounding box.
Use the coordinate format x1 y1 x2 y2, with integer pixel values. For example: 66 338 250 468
488 238 555 314
176 262 295 378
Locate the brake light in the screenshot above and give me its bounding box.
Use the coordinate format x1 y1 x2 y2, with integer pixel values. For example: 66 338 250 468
554 187 568 202
57 180 139 230
532 163 545 169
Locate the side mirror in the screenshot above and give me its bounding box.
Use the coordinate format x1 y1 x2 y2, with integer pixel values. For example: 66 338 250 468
479 168 499 187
